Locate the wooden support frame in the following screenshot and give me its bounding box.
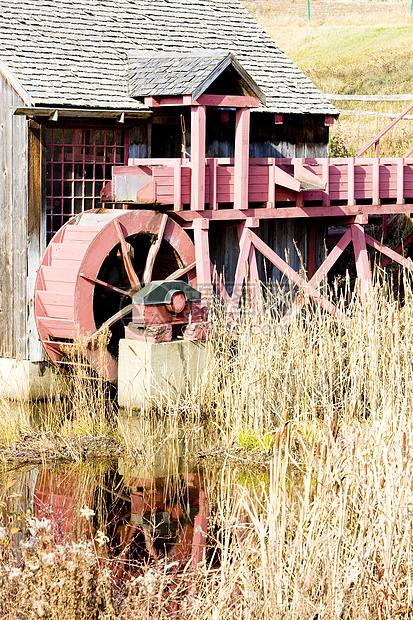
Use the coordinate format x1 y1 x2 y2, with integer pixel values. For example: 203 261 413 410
229 219 350 322
191 105 206 211
144 95 260 108
113 155 413 222
225 215 413 321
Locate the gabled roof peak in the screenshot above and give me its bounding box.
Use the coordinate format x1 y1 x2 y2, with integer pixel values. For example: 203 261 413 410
128 50 266 103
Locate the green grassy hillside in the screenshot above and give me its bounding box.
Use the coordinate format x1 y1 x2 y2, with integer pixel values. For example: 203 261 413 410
242 0 413 156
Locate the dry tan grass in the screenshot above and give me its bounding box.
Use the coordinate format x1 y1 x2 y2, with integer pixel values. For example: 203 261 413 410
1 279 413 616
242 0 413 156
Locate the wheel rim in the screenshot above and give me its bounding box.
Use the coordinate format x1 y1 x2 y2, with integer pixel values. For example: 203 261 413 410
35 209 197 383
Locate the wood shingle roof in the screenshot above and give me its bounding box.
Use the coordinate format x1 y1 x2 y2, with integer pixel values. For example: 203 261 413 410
128 51 266 102
0 0 337 115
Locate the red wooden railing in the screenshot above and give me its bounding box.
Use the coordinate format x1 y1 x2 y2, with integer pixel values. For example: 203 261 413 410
102 156 413 218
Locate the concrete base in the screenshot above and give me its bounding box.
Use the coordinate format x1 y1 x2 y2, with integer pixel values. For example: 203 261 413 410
0 358 63 401
118 338 209 410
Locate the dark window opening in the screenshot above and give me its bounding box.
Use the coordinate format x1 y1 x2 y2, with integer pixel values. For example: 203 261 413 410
151 123 182 158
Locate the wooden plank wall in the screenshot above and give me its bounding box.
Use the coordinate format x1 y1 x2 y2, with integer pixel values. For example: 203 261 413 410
27 121 45 361
0 75 28 359
249 113 329 159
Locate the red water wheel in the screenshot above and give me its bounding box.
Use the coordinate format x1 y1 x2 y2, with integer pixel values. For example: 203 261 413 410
34 209 197 383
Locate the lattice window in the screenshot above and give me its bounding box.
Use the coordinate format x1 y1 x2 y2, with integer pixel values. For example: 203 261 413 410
45 126 129 240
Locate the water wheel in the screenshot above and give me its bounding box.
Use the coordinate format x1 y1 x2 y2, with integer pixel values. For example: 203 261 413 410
34 209 196 383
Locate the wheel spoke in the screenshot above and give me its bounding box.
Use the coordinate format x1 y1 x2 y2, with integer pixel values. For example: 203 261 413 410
165 261 196 281
142 213 168 285
113 219 141 291
80 273 133 297
87 304 133 342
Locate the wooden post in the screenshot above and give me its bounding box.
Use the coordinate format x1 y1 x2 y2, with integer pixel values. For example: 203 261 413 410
173 159 182 211
230 222 253 313
192 218 211 305
351 223 371 306
236 218 261 314
348 157 355 206
191 105 206 210
397 157 405 205
372 156 380 205
234 108 250 210
267 158 275 208
208 158 218 210
322 158 330 207
27 121 45 360
307 223 317 280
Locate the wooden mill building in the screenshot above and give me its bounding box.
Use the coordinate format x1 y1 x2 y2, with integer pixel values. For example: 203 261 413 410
0 0 336 397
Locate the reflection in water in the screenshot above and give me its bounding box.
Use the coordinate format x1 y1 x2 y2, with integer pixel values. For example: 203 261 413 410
0 422 271 619
34 469 95 540
112 471 208 576
29 463 209 575
3 414 212 577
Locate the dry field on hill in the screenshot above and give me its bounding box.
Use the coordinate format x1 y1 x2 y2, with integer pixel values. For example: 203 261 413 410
243 0 413 156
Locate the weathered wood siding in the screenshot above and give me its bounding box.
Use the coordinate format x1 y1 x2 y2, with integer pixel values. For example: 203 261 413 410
0 75 28 359
249 114 329 158
205 112 329 159
27 121 45 361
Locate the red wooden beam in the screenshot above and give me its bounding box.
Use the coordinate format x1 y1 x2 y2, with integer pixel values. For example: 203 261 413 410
234 108 250 210
230 224 253 312
366 233 413 271
235 219 261 313
351 223 371 306
309 228 352 287
176 203 413 223
144 95 192 107
380 231 413 268
273 165 300 193
191 105 206 211
143 95 260 108
248 229 348 322
208 158 218 210
192 218 212 303
194 95 260 108
113 219 141 291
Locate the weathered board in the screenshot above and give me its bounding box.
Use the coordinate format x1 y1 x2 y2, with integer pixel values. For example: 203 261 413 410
0 73 28 359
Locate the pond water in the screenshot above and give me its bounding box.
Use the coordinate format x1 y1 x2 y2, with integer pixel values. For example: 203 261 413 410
0 411 267 576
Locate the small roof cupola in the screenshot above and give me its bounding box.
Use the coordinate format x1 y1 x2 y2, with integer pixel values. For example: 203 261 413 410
128 51 266 104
